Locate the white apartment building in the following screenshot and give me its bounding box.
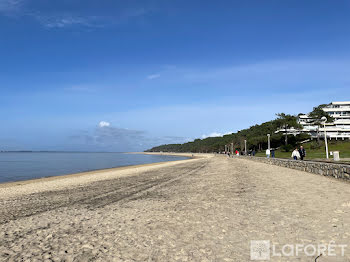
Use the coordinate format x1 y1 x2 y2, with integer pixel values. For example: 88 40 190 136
298 101 350 139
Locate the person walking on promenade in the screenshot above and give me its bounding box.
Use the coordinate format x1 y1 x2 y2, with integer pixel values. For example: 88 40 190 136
291 148 300 160
298 146 306 160
266 148 270 158
271 148 275 158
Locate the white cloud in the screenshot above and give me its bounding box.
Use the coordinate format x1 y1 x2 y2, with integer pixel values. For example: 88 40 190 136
147 74 160 80
44 17 90 28
0 0 22 13
99 121 111 128
70 120 191 151
0 1 153 28
183 60 350 89
33 14 106 28
201 132 232 139
64 85 94 92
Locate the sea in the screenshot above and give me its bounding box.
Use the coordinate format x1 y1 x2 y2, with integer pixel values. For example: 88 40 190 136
0 152 188 183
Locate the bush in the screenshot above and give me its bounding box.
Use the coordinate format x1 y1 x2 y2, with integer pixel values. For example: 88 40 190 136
296 133 311 141
310 141 321 150
281 144 294 152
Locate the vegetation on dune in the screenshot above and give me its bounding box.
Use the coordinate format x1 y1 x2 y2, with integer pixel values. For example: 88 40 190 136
146 115 310 153
275 113 302 145
308 104 334 123
307 104 334 143
146 103 350 158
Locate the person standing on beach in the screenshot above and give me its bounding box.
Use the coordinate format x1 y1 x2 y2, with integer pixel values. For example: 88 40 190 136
266 148 270 158
298 146 306 160
291 148 300 160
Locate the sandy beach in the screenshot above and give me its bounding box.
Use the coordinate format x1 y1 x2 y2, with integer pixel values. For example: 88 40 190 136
1 154 350 261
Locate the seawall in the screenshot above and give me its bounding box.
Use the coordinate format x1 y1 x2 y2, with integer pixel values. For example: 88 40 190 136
243 156 350 181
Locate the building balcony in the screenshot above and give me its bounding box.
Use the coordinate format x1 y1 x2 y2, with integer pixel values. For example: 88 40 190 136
323 107 350 112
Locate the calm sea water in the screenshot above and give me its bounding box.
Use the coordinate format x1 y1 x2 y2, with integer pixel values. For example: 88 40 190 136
0 152 188 183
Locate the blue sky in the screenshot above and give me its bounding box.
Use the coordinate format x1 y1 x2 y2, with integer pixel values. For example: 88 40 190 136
1 0 350 151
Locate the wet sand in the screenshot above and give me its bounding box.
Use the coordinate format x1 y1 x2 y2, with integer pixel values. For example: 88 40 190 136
1 155 350 261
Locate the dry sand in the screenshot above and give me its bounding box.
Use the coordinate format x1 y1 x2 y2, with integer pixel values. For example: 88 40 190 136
1 154 350 261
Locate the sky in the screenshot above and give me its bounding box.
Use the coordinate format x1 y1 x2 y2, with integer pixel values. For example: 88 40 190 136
1 0 350 151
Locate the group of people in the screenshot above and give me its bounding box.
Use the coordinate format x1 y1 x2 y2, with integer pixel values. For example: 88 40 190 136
228 150 241 157
265 146 306 160
248 149 256 156
291 146 306 160
224 149 255 157
265 148 275 158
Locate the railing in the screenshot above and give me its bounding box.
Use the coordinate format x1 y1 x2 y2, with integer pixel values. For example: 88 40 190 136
323 106 350 111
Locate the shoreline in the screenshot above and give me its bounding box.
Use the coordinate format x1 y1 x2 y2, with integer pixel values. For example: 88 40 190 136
0 153 207 199
0 152 196 188
131 151 203 158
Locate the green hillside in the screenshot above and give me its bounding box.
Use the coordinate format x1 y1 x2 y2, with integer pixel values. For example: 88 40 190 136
146 115 310 153
147 106 350 160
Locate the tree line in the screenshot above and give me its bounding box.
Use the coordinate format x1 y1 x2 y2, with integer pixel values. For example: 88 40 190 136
146 105 330 153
